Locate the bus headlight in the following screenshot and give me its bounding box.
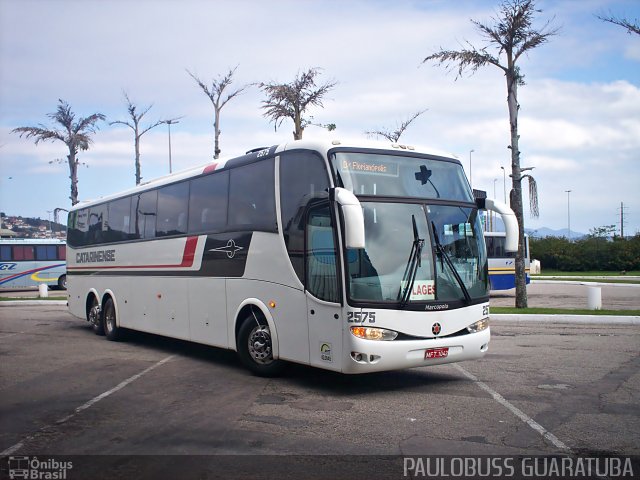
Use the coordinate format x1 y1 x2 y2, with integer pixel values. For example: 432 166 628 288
350 326 398 341
467 318 489 333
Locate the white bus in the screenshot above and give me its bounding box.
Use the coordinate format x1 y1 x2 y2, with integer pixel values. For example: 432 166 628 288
0 238 67 289
67 139 517 375
485 232 530 291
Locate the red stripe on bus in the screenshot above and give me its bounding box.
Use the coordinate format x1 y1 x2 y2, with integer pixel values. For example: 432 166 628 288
202 163 218 174
68 236 200 271
180 236 198 267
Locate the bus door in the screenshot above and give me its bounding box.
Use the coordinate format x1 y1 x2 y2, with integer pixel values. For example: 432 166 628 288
305 203 343 371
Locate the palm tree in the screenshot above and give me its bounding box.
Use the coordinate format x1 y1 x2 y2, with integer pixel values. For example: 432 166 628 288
423 0 556 308
12 99 105 205
260 68 337 140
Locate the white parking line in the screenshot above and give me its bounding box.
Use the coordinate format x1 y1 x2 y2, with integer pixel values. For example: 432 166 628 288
0 354 175 457
453 363 571 453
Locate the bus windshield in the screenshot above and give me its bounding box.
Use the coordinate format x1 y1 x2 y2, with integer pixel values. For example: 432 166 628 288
346 202 488 306
332 152 472 202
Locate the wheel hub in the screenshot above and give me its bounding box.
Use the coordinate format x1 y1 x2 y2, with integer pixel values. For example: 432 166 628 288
248 325 273 364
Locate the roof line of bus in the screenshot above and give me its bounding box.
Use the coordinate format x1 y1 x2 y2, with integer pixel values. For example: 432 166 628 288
69 138 460 211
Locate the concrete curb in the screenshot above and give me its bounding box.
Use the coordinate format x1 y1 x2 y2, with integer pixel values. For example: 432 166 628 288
1 302 638 326
491 314 640 325
0 300 68 306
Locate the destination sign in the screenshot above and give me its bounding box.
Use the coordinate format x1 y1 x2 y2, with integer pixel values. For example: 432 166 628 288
340 158 399 177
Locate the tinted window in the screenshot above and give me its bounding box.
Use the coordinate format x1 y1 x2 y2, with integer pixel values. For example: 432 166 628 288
58 246 66 260
280 152 330 284
0 246 11 261
108 197 132 242
157 182 189 237
13 246 35 261
228 159 276 231
306 204 339 303
189 171 229 234
70 209 90 247
36 245 57 260
133 190 157 239
88 204 108 244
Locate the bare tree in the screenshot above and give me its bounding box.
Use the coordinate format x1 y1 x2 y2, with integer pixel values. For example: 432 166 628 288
260 68 337 140
597 12 640 36
110 92 179 185
187 66 249 159
423 0 556 308
365 109 428 142
12 99 105 205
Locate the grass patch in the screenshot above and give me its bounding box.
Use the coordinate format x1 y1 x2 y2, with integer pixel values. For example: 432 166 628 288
0 296 67 301
491 307 640 316
534 278 640 285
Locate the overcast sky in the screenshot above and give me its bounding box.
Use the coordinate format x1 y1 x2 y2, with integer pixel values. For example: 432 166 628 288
1 0 639 236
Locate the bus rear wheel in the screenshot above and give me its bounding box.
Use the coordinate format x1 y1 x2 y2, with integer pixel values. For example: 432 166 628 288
87 296 104 336
57 275 67 290
103 297 121 341
237 314 283 377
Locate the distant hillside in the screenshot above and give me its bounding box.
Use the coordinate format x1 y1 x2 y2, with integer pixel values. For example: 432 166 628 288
490 216 585 239
0 214 66 239
525 227 586 239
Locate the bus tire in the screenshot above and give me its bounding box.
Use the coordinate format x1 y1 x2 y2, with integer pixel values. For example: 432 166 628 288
57 275 67 290
87 296 104 336
103 297 121 341
237 314 283 377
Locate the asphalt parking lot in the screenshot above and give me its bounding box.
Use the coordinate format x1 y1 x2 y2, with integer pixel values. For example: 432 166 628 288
0 303 638 479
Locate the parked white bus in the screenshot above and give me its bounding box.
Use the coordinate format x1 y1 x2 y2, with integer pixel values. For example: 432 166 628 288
0 238 67 289
485 232 530 291
67 139 517 375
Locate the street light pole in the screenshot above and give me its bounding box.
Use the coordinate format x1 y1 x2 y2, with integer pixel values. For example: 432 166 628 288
565 190 572 241
500 166 507 204
493 178 497 231
469 149 474 187
165 119 181 174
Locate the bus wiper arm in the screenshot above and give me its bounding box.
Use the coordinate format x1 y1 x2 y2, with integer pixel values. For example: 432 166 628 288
431 222 471 304
398 215 424 308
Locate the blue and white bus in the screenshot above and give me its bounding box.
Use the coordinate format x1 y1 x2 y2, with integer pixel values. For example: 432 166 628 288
485 231 530 290
67 139 518 375
0 238 67 289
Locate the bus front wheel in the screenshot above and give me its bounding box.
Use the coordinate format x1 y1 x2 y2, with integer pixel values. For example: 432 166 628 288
237 314 283 377
103 297 121 341
57 275 67 290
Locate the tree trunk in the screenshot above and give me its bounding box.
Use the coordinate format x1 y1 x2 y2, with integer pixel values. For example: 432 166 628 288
214 108 221 159
134 134 141 185
506 71 528 308
293 109 303 140
68 148 79 206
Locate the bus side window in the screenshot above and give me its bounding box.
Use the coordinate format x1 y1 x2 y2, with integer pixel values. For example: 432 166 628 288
157 181 189 237
0 246 11 261
188 171 229 234
228 160 276 232
279 152 330 286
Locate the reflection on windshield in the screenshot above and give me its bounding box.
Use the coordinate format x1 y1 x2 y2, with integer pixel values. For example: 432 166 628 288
347 202 488 305
428 205 489 301
333 152 473 202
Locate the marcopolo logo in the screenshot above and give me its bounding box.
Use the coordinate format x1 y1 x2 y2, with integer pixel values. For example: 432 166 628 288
8 456 73 479
320 342 332 362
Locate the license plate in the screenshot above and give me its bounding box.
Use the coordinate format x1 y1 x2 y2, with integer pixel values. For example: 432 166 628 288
425 347 449 359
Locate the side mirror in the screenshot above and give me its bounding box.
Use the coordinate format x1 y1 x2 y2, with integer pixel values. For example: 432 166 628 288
477 198 519 252
331 187 365 249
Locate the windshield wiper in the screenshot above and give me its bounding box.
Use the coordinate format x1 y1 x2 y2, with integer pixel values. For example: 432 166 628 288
431 222 471 304
398 215 424 308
